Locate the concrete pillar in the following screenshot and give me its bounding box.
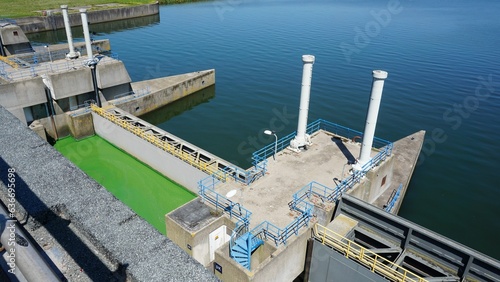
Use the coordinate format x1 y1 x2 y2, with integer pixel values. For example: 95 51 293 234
61 5 78 59
290 55 315 152
80 9 93 60
357 70 388 168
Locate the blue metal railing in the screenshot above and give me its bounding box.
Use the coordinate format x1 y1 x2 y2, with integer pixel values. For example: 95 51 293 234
197 118 393 268
384 184 403 212
249 203 313 247
251 119 393 178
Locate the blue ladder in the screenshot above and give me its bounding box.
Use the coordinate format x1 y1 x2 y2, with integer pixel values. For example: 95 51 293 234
230 232 264 269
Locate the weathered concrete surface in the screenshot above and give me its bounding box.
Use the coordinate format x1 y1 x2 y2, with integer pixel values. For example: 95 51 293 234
372 130 425 213
16 3 159 34
213 228 310 282
349 155 394 204
115 69 215 116
0 24 32 56
92 111 210 192
166 199 236 267
49 68 94 100
216 130 377 229
0 105 218 281
67 111 95 140
96 60 131 89
0 77 47 123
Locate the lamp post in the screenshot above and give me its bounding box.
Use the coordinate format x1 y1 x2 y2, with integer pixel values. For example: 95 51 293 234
44 45 52 63
264 130 278 161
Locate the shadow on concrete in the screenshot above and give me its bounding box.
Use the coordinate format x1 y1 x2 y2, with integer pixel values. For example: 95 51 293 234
0 157 127 282
331 137 357 165
139 85 215 126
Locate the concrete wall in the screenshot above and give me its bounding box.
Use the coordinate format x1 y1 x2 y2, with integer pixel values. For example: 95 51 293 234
49 68 94 100
114 69 215 116
348 155 394 204
17 3 160 34
96 60 131 89
0 105 218 281
213 228 310 282
0 77 47 123
0 25 30 45
166 204 236 267
68 112 95 140
0 25 32 55
92 112 209 192
38 112 72 140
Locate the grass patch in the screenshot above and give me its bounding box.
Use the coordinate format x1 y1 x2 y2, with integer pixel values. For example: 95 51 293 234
0 0 207 18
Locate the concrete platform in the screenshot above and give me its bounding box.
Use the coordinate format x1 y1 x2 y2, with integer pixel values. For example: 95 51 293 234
215 130 379 229
371 130 425 212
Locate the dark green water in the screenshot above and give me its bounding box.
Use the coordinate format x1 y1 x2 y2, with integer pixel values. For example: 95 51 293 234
54 136 195 235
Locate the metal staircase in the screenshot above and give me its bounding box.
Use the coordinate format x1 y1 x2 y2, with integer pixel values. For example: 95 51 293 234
230 232 264 269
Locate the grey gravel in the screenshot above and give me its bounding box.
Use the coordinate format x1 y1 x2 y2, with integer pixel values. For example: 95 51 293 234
0 105 218 281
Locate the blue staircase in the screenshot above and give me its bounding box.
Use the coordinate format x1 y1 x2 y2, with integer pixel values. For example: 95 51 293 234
230 232 264 269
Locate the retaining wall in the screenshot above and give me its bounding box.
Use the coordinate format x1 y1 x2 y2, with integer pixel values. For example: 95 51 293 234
16 3 160 34
114 69 215 117
92 112 209 192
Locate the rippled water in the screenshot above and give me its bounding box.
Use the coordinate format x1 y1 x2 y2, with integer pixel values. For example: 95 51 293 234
32 0 500 259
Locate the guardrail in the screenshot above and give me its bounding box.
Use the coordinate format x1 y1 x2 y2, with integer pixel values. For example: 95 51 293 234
1 54 121 82
250 204 313 247
251 119 393 178
384 184 403 213
313 224 427 282
91 104 225 179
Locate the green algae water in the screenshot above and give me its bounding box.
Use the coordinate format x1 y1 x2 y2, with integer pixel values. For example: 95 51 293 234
54 135 195 235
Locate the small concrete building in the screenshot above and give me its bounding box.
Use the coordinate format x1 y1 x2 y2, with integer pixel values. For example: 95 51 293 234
0 21 33 56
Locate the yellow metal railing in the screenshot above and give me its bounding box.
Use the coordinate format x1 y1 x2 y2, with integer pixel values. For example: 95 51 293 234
313 224 427 282
91 104 226 181
0 56 18 68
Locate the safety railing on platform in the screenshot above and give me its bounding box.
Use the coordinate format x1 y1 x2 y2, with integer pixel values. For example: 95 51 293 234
198 174 253 261
1 54 121 82
290 181 339 211
91 104 225 180
384 184 403 213
250 203 313 247
313 224 427 282
252 119 393 179
198 184 251 223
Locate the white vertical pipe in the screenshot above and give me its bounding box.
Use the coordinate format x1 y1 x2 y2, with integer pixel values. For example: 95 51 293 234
358 70 388 166
80 9 93 60
290 55 315 151
61 5 78 59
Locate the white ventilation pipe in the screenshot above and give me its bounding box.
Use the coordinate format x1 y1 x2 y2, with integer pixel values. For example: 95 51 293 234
80 9 93 60
61 5 78 59
290 55 315 152
357 70 388 168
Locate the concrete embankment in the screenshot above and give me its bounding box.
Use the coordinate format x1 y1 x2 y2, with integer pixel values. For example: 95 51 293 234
114 69 215 116
15 3 159 34
0 105 218 281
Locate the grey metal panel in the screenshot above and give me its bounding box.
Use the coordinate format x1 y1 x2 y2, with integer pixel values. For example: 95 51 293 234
309 240 386 282
335 195 500 281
